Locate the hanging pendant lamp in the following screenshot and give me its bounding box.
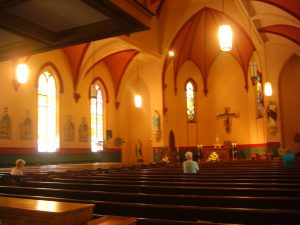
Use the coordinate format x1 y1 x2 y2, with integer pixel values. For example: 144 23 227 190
218 0 232 52
263 44 272 96
218 24 232 51
134 54 142 108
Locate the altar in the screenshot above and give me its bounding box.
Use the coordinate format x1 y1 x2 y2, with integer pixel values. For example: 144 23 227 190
202 147 231 161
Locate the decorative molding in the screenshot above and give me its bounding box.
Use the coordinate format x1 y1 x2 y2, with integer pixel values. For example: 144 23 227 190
73 93 81 102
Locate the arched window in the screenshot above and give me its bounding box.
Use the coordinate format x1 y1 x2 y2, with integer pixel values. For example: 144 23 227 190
256 72 264 118
186 80 196 122
38 71 59 152
90 84 104 152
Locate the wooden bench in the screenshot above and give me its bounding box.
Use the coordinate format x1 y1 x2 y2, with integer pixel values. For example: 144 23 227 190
1 184 299 210
0 196 94 225
0 191 299 224
20 180 300 197
49 177 300 189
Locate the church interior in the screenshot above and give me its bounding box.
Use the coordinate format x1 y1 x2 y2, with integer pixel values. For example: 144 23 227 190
0 0 299 224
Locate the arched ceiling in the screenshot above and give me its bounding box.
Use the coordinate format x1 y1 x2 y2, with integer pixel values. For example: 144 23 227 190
164 7 255 95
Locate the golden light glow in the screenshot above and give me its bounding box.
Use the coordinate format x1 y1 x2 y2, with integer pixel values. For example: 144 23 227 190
264 82 273 96
218 24 232 52
134 94 142 108
16 63 29 84
168 50 175 57
36 200 57 212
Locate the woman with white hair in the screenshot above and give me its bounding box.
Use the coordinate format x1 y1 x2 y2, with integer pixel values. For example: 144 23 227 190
183 151 199 173
10 159 26 175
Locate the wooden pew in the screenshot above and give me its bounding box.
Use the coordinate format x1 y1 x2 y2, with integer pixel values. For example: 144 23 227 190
19 180 300 197
0 196 94 225
1 185 300 209
49 177 300 189
0 191 299 225
73 175 300 184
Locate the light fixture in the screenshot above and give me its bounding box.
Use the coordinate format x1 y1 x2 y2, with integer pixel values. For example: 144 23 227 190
218 0 232 51
134 94 142 108
134 54 142 108
263 44 272 96
264 82 272 96
16 63 29 84
168 50 175 57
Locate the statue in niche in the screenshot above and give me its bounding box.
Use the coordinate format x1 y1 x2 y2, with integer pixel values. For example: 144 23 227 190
0 108 11 139
79 117 89 142
20 111 32 140
64 116 75 142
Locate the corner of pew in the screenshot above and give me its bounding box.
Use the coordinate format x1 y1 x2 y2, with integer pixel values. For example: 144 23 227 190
87 215 137 225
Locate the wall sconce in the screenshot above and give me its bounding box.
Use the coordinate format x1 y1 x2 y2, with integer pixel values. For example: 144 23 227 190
16 63 29 84
218 0 232 52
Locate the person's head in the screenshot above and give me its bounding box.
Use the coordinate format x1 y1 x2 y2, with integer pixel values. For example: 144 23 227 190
15 159 26 169
185 151 193 160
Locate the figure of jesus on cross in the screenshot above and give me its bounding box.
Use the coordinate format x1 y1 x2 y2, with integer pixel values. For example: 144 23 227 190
217 107 239 134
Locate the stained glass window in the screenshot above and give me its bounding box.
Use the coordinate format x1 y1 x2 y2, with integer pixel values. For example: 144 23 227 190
38 71 59 152
256 72 264 118
186 81 195 121
91 84 104 152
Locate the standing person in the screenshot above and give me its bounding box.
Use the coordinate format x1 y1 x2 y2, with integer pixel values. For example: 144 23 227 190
183 151 199 174
10 159 26 175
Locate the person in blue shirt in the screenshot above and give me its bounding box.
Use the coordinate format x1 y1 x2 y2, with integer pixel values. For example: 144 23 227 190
283 149 296 167
183 151 199 173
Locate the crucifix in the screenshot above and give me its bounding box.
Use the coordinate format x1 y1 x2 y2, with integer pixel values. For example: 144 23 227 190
217 107 239 134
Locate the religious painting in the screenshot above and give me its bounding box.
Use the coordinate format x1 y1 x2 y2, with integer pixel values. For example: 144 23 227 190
64 117 75 142
20 112 32 140
267 100 277 136
79 118 89 142
0 108 12 139
152 110 161 142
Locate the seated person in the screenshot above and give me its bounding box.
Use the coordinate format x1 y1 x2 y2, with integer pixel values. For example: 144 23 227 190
183 151 199 174
283 149 296 167
10 159 26 175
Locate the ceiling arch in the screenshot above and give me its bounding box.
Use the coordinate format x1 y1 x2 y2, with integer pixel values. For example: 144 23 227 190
163 7 255 96
259 25 300 45
253 0 300 20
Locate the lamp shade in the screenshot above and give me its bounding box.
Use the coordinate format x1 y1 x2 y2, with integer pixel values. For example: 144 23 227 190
134 94 142 108
264 82 273 96
16 63 29 84
218 24 232 52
